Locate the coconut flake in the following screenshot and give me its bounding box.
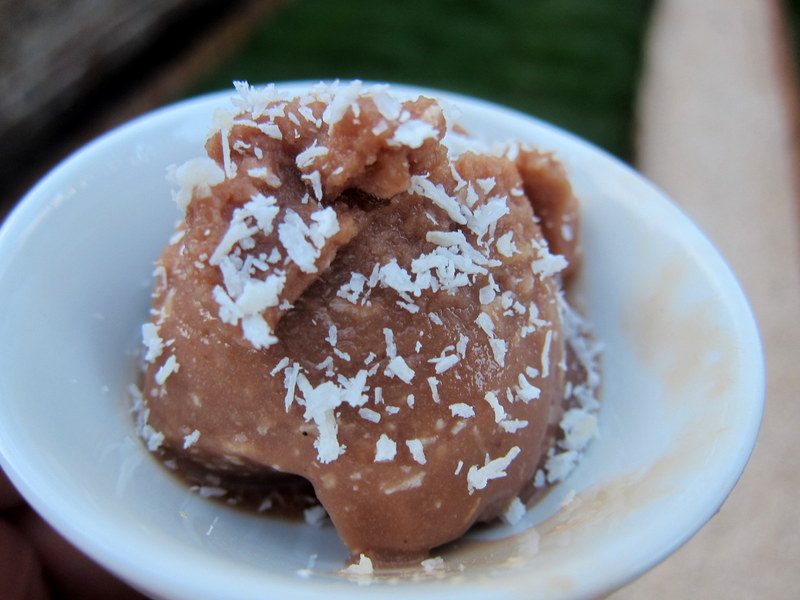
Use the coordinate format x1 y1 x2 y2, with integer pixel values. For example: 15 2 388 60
409 175 467 225
467 196 509 241
475 311 506 367
421 556 445 573
241 314 278 349
516 373 541 403
397 300 420 313
374 433 397 462
449 403 475 418
142 322 164 363
466 446 521 494
359 408 381 423
429 312 444 326
168 157 225 211
501 497 527 525
182 429 201 449
378 259 416 294
142 424 164 452
283 362 301 410
296 141 329 169
483 391 506 423
476 177 496 194
333 348 351 361
496 231 519 257
321 80 363 129
210 194 279 265
338 370 369 407
381 327 397 357
296 376 346 463
544 450 579 484
155 354 180 385
382 472 425 494
337 271 368 304
531 238 568 278
247 166 282 187
343 553 373 576
406 439 427 464
325 325 338 347
479 274 499 305
455 334 469 358
541 330 553 378
500 419 528 433
235 273 286 314
389 119 438 149
385 355 416 383
278 211 316 273
560 408 598 451
270 357 290 376
427 376 441 403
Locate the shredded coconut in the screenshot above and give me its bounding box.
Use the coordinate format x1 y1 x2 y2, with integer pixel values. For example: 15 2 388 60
359 408 381 423
141 322 164 363
501 497 527 525
421 556 445 573
544 450 579 484
374 434 397 462
516 374 541 403
168 157 225 211
389 119 438 148
466 446 521 494
182 429 201 449
155 354 179 385
385 355 415 383
406 439 427 464
427 376 441 403
475 311 507 366
483 391 506 423
560 408 598 452
278 207 340 273
449 403 475 418
541 329 553 378
343 553 373 576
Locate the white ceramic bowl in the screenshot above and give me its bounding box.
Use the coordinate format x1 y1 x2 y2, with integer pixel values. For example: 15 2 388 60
0 83 763 600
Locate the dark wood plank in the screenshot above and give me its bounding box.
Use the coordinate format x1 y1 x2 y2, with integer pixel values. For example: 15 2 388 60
0 0 278 216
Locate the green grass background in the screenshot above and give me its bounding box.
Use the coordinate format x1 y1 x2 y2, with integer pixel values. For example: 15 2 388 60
189 0 653 162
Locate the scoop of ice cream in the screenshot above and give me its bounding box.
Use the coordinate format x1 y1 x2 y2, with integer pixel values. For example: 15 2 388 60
138 81 581 564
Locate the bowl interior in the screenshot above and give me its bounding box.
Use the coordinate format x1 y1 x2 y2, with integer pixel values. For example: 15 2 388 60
0 83 763 600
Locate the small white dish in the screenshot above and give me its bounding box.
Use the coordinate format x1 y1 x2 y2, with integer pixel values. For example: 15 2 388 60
0 82 763 600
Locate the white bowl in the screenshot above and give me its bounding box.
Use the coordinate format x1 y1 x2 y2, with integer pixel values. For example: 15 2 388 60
0 83 764 600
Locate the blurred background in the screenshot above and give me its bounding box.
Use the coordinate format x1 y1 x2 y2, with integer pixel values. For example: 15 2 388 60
1 0 798 598
0 0 653 215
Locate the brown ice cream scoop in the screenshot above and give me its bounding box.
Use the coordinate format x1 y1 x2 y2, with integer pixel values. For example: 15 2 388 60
138 82 581 565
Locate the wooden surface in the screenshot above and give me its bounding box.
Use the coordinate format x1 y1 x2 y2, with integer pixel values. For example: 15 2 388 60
0 0 193 134
611 0 800 597
0 0 273 216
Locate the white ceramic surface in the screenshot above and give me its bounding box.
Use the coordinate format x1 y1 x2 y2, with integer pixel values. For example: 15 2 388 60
0 83 763 600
